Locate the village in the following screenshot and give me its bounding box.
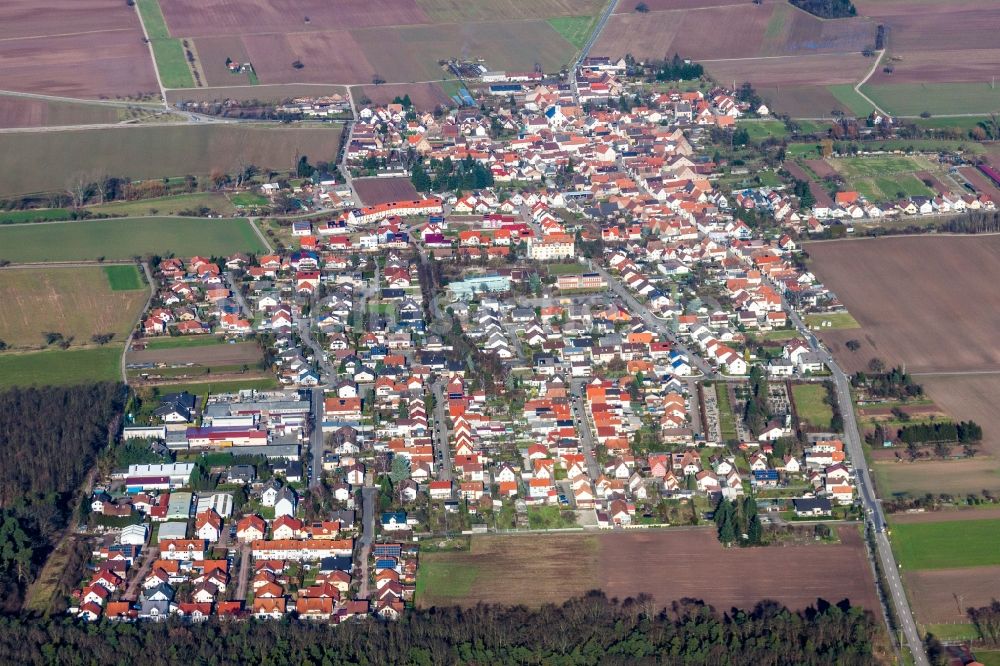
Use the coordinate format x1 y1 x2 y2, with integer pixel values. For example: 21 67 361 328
64 60 901 626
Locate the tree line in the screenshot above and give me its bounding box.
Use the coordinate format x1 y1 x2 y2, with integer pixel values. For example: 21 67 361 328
411 155 494 193
790 0 857 18
0 592 885 665
714 495 764 546
0 383 125 611
897 420 982 445
850 365 923 401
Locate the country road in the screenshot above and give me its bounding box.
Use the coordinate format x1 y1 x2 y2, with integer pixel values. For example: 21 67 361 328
785 305 928 666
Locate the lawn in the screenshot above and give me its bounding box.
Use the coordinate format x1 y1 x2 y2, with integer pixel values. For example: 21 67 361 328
0 217 265 263
104 265 144 291
0 208 72 224
862 82 1000 117
0 267 147 349
832 156 925 179
546 16 596 50
0 346 123 388
792 383 833 430
974 651 1000 666
546 262 590 275
526 505 578 529
741 120 788 142
230 193 269 208
892 519 1000 570
804 312 859 330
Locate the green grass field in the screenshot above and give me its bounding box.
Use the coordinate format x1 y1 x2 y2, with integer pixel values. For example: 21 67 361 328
862 82 1000 117
832 156 924 179
924 623 980 641
0 217 265 263
892 518 1000 570
143 335 226 350
974 650 1000 666
714 384 738 442
103 265 144 291
0 346 123 388
141 377 279 395
546 16 596 50
805 312 859 330
792 384 833 429
88 193 237 218
137 0 195 89
0 209 72 224
414 556 479 603
136 0 170 39
546 262 590 275
230 193 269 208
741 120 789 142
150 39 195 89
827 84 876 116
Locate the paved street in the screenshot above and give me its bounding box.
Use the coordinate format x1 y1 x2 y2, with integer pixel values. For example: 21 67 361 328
570 378 600 478
357 486 376 599
785 306 927 666
430 380 453 482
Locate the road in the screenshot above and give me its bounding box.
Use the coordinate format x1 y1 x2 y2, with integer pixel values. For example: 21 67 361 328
338 88 359 193
570 378 600 478
308 386 325 488
121 262 156 385
232 544 252 601
245 217 274 253
357 486 376 599
429 379 453 482
586 261 715 377
121 545 159 602
784 306 928 666
225 271 255 320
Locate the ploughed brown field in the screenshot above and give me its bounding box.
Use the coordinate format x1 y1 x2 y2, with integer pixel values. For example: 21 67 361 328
0 0 158 99
418 528 878 614
0 97 120 130
906 566 1000 624
127 341 262 367
806 236 1000 375
166 84 347 106
959 167 1000 203
705 53 870 88
352 177 420 206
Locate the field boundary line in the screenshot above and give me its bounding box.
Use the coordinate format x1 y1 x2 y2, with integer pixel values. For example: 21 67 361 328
247 217 273 253
855 49 886 115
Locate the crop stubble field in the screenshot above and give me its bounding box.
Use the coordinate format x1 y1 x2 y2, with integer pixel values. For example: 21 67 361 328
0 267 146 350
417 529 878 613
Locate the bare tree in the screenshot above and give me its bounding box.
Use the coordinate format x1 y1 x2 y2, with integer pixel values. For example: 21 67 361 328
66 174 88 209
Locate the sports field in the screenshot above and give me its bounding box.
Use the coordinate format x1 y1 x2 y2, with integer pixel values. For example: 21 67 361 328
0 124 343 197
0 346 124 388
892 518 1000 570
417 528 878 613
0 267 146 350
0 217 265 263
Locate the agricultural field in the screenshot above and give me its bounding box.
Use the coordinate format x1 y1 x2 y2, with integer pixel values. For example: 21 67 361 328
0 124 342 197
875 458 1000 497
0 96 122 130
352 177 420 206
892 518 1000 570
592 0 875 117
862 83 1000 117
166 84 347 106
84 192 238 218
127 340 269 387
0 346 124 388
0 266 146 350
0 0 159 99
417 528 878 613
823 155 941 203
0 217 265 263
146 0 599 88
791 383 833 430
806 236 1000 375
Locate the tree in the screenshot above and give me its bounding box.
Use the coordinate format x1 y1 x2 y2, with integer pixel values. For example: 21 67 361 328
635 1 649 11
292 60 304 69
296 155 315 179
868 357 885 374
410 161 431 192
389 456 410 484
845 339 861 352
